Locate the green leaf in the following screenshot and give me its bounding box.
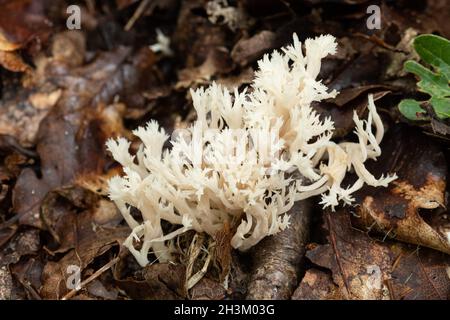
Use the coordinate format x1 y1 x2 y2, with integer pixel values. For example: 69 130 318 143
414 34 450 80
398 99 427 120
399 34 450 121
430 96 450 119
404 60 449 97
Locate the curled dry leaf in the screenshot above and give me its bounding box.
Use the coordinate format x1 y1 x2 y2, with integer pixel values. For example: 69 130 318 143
0 0 50 75
0 31 85 147
353 125 450 254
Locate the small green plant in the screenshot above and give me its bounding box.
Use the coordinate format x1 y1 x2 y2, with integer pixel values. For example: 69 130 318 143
399 34 450 120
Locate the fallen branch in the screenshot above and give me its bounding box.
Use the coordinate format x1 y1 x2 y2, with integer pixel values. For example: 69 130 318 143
246 198 311 299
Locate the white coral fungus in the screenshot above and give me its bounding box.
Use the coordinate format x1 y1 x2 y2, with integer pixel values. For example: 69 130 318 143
107 34 397 266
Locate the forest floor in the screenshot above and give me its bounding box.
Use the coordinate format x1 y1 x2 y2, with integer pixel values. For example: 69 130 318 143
0 0 449 300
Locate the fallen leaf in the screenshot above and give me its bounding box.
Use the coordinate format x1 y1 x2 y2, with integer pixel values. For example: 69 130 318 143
0 226 17 247
389 244 450 300
0 229 40 267
0 0 51 52
86 279 119 300
176 47 232 89
292 268 344 300
40 227 128 299
353 124 450 254
11 44 155 227
306 211 393 300
301 209 450 300
231 30 277 66
10 257 43 299
114 263 186 300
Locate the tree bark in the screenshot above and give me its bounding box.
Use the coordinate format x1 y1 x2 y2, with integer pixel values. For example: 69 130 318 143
246 198 311 299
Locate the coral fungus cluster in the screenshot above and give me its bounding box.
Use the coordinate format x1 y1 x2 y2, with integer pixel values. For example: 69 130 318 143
107 34 396 266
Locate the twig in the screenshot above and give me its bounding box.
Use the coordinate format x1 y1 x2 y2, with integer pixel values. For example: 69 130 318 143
61 256 120 300
124 0 151 31
385 279 396 300
326 213 351 298
354 33 405 53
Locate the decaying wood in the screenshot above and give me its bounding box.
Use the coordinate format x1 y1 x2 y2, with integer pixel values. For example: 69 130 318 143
246 198 311 300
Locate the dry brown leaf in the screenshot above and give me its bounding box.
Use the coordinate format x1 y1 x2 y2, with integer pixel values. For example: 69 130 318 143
0 226 17 248
231 30 277 66
114 263 186 300
0 229 40 267
11 45 153 227
306 211 393 300
301 210 450 300
292 269 344 300
0 0 51 52
10 257 43 299
176 48 232 89
40 227 128 299
354 125 450 254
